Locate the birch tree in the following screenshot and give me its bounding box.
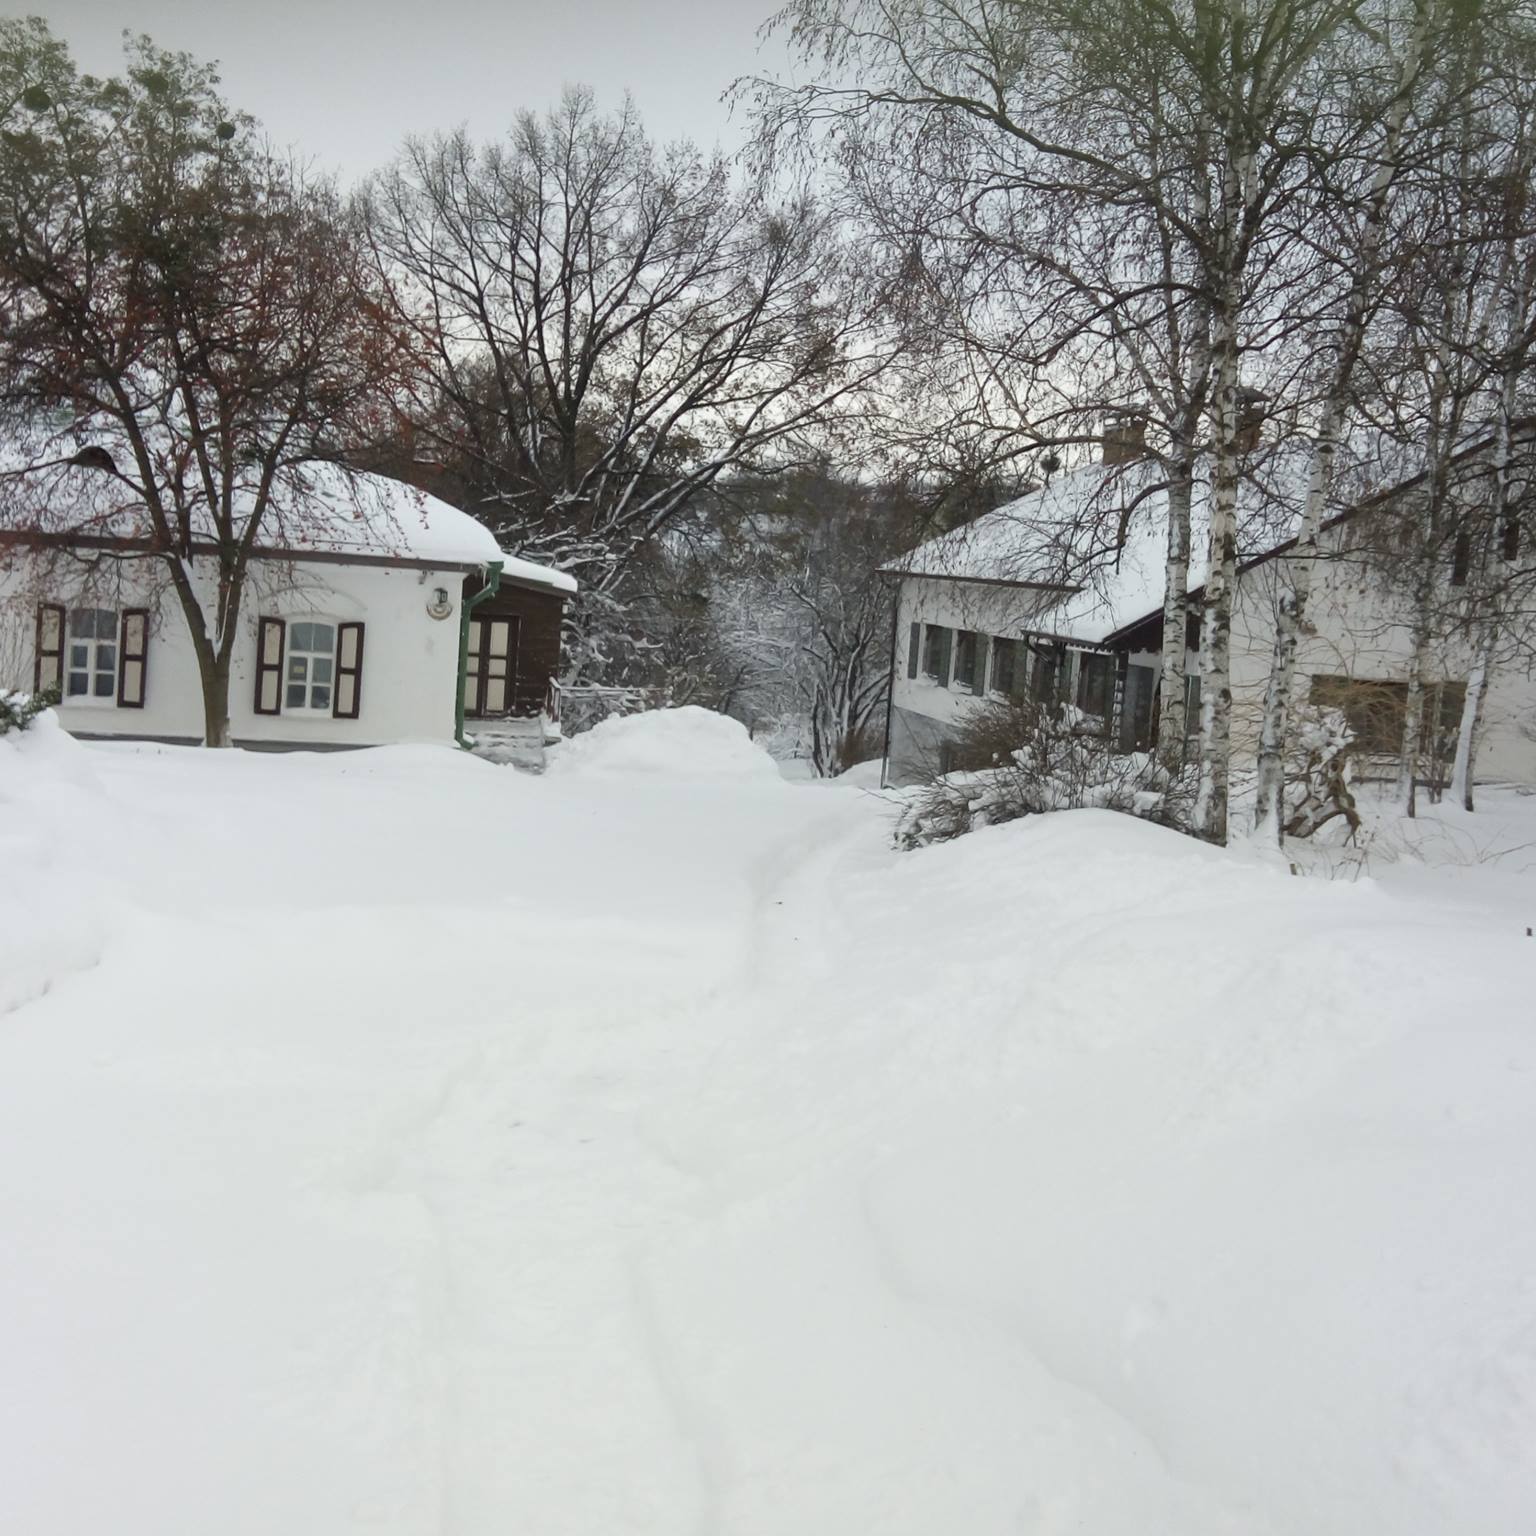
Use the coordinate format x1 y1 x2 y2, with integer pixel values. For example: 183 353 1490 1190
1349 10 1536 813
1445 37 1536 809
1248 0 1443 840
753 0 1408 842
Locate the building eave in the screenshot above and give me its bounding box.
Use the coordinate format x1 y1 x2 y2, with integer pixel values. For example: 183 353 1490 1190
0 529 573 600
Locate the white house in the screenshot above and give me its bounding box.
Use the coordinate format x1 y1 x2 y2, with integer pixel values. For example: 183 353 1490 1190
880 426 1536 791
0 455 576 750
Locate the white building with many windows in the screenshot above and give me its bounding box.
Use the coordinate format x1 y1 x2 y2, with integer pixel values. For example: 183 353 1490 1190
879 433 1536 792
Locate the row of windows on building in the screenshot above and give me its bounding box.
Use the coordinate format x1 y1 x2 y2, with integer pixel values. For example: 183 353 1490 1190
32 604 531 723
905 622 1121 713
35 604 365 720
904 618 1463 764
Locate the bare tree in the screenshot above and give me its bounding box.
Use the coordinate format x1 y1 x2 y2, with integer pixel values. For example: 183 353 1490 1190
365 90 897 681
1248 0 1444 840
1353 12 1536 812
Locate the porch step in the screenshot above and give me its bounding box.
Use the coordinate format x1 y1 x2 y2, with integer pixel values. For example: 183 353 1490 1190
468 716 551 773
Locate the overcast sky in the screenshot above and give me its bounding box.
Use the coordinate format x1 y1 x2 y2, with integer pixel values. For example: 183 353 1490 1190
32 0 792 183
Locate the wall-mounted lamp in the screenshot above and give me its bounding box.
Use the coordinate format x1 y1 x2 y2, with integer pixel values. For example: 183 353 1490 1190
426 586 453 620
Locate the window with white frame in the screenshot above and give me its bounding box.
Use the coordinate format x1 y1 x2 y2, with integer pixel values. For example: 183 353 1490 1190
284 621 337 712
65 608 118 700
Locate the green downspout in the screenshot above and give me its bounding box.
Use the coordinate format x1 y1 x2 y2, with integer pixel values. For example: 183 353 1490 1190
455 560 503 749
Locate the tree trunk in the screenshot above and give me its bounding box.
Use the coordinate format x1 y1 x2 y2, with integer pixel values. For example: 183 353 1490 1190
1450 624 1495 811
163 555 238 748
1157 456 1193 766
1193 285 1243 845
199 654 235 749
1395 608 1433 815
1250 5 1433 843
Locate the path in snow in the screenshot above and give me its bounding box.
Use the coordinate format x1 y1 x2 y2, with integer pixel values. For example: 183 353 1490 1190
2 712 1534 1536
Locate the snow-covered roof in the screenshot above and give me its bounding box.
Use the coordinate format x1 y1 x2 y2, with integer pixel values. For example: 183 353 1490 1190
884 453 1306 646
0 434 577 596
274 467 578 595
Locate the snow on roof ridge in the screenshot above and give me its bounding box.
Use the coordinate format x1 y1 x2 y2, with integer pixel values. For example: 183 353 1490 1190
884 449 1318 646
0 433 577 595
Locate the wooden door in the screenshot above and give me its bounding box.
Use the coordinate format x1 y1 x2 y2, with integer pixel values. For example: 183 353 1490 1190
464 613 521 718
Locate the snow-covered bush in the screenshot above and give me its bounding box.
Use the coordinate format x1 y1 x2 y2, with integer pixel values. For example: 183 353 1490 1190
0 686 58 738
1282 704 1361 840
894 698 1191 849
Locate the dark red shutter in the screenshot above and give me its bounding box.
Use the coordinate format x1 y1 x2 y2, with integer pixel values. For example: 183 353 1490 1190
117 608 150 708
333 622 365 719
254 617 286 715
34 603 65 695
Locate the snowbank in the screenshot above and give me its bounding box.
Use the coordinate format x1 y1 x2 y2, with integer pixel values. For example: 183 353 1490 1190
1 737 1534 1536
552 705 782 780
0 712 110 1019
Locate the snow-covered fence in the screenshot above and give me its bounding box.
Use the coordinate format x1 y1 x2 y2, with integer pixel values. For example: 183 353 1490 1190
557 683 665 737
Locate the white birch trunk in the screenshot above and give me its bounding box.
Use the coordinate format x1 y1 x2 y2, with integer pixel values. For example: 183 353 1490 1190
1194 320 1242 844
1157 105 1211 771
1449 631 1493 811
1394 601 1433 815
1450 248 1529 811
1157 459 1194 762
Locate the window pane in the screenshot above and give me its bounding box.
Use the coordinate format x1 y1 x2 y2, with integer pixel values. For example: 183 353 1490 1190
93 671 114 697
287 656 307 681
993 638 1015 695
97 645 115 673
69 609 96 637
311 623 335 653
286 683 306 709
70 643 90 668
311 686 331 711
954 631 976 688
312 658 333 684
67 671 89 696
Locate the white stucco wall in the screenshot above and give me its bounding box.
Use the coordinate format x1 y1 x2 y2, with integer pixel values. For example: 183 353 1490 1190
1228 527 1536 785
1 551 471 747
888 575 1058 732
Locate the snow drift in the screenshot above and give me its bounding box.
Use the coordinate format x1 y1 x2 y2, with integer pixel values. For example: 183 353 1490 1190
552 704 782 780
1 729 1533 1536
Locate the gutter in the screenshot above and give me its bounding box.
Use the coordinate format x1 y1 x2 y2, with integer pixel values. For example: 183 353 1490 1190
455 560 503 749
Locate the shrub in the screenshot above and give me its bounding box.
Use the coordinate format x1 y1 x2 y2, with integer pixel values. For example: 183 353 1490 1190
1283 704 1361 840
0 685 59 738
894 697 1193 849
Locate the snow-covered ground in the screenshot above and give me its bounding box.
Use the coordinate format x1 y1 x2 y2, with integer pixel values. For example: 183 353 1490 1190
2 708 1534 1536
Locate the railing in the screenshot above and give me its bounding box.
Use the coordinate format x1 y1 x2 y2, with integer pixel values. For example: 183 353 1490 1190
554 682 663 736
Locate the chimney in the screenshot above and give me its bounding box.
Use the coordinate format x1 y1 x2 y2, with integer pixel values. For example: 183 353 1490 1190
1102 408 1149 466
1236 387 1268 454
